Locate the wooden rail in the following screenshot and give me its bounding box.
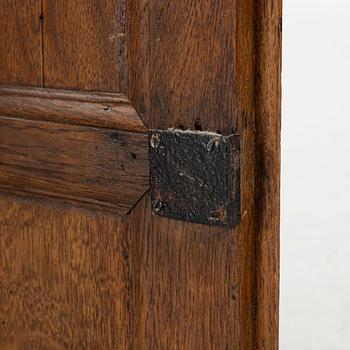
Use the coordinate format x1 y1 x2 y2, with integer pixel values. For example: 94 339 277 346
0 86 149 215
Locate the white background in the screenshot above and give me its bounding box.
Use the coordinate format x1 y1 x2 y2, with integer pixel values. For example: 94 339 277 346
281 0 350 348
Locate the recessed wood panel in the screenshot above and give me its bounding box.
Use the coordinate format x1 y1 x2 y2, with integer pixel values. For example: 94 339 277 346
0 0 42 86
0 197 131 349
42 0 127 92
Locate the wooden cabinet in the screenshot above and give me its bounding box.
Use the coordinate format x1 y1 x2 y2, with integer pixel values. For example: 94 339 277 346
0 1 281 349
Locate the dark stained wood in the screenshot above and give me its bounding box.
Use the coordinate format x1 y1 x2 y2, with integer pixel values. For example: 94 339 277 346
255 1 282 349
129 0 257 348
0 85 147 133
42 0 127 92
0 116 149 215
0 197 131 349
0 0 42 86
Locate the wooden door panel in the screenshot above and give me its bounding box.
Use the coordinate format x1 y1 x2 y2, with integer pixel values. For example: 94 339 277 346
42 0 127 92
0 197 131 349
0 0 281 349
0 1 138 349
0 0 42 86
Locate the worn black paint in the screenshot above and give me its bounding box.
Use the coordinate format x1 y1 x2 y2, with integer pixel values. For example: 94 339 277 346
149 129 240 227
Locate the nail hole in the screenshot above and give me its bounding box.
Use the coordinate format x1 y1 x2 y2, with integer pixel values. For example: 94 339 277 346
194 120 202 131
150 134 160 148
153 200 164 213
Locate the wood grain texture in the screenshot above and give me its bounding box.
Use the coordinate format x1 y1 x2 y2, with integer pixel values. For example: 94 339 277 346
0 116 149 215
0 85 147 133
0 0 281 348
130 0 242 134
42 0 127 92
129 0 257 348
0 0 42 86
0 197 132 350
255 1 282 349
0 1 136 349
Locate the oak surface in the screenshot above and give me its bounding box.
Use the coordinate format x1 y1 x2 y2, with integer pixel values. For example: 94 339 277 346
0 198 131 349
129 0 257 348
0 116 149 215
255 1 282 348
0 0 42 86
0 1 135 349
0 0 281 349
42 0 127 92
